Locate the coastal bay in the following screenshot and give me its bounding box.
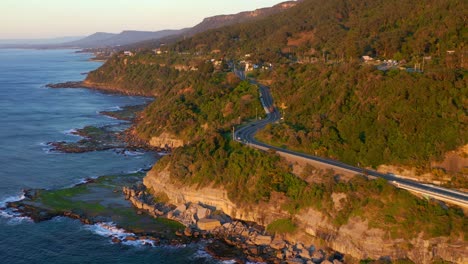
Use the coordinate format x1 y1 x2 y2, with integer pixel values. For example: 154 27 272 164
0 49 221 264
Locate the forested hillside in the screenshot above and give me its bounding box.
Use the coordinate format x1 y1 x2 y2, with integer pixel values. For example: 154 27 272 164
87 53 263 141
171 0 466 64
82 0 467 260
257 63 467 168
162 0 467 169
87 0 467 169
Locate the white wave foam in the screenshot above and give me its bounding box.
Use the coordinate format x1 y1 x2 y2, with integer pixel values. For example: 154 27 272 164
62 128 78 135
85 222 157 247
123 150 145 156
192 249 213 260
65 176 99 188
38 142 54 154
0 193 26 208
124 168 147 174
106 106 123 111
102 114 119 120
0 193 32 224
42 146 63 155
223 260 238 264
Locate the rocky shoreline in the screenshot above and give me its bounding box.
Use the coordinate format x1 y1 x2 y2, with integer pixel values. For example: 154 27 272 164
46 81 84 89
5 174 344 264
5 173 191 246
46 81 154 97
46 104 168 154
123 184 345 264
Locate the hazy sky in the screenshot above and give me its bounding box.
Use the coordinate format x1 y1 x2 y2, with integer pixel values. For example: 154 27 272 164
1 0 287 39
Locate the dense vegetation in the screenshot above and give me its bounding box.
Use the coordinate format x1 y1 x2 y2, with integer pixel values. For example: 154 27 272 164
150 0 467 169
267 218 297 234
257 63 467 168
87 53 208 96
171 0 466 65
155 135 466 240
135 74 263 141
84 0 466 247
87 54 263 141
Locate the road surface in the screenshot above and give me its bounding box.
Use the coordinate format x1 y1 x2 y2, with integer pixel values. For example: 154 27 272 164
233 73 468 208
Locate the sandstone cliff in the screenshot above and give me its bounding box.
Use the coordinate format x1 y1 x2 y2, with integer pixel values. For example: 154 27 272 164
81 80 155 97
144 168 290 225
149 132 185 149
144 167 468 263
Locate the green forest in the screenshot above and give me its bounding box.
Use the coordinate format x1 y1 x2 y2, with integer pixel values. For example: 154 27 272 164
88 54 264 141
257 63 467 168
154 133 466 240
83 0 467 246
170 0 466 65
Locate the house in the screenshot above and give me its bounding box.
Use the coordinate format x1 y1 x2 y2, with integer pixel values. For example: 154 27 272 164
153 48 162 55
245 62 254 72
362 55 373 62
123 51 134 56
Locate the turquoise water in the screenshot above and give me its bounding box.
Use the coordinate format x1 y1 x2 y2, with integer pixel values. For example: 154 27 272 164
0 49 217 263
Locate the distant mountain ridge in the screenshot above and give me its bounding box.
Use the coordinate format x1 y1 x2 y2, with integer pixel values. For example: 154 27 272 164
0 1 298 49
125 1 299 50
57 1 298 49
188 1 299 35
62 30 186 48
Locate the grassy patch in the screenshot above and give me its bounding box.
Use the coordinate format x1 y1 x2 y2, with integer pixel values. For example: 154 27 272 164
266 218 297 234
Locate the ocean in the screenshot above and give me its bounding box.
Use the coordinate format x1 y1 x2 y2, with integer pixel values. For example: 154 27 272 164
0 49 220 263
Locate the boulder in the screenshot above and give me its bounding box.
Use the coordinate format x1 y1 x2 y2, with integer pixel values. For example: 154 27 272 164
174 204 186 214
167 211 174 219
253 235 272 245
184 227 192 237
125 236 137 241
311 250 325 263
270 238 287 250
196 207 211 220
286 258 305 264
197 218 221 231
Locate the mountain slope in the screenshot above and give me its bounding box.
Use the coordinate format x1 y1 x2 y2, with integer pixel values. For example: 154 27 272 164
62 29 185 48
187 1 299 36
83 1 467 261
127 1 299 50
172 0 466 63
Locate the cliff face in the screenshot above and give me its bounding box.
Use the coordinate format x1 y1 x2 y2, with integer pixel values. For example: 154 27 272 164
143 168 290 225
144 167 468 263
81 80 155 97
188 1 298 35
149 133 185 149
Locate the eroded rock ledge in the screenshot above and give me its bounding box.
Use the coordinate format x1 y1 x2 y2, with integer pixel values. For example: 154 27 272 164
123 183 345 263
142 167 468 264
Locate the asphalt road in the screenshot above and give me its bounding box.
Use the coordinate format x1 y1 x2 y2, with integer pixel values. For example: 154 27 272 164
234 75 468 206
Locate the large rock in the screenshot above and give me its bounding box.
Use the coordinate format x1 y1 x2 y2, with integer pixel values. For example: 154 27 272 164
196 207 211 220
143 168 290 225
144 166 468 263
270 236 287 250
253 235 272 245
197 218 221 231
149 133 184 149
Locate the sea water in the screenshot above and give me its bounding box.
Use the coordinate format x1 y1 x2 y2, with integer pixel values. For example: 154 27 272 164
0 49 218 263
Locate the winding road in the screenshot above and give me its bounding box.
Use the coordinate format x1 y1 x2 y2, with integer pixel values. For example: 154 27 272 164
234 73 468 208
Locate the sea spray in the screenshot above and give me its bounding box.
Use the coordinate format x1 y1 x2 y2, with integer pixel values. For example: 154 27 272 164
0 193 32 224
